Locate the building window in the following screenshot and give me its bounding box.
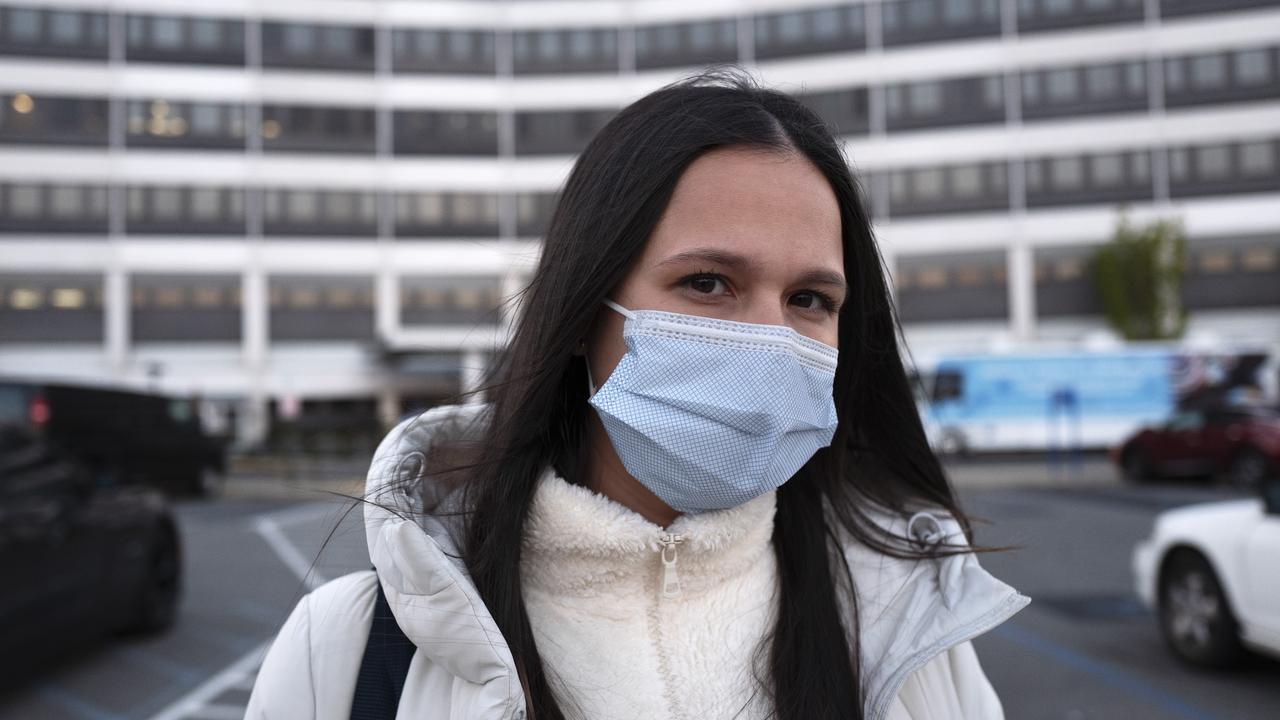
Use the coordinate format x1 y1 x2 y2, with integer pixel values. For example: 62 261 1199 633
1046 69 1078 102
1034 247 1104 317
516 193 559 236
1241 245 1277 272
515 109 615 156
799 87 871 136
8 185 41 218
1170 137 1280 198
0 7 107 60
910 83 943 113
7 9 42 43
896 251 1009 322
1050 157 1085 189
1197 146 1232 180
261 104 376 154
1165 46 1280 108
888 161 1009 216
262 22 375 72
513 27 617 75
1161 0 1278 19
1084 64 1120 98
125 186 245 235
885 75 1005 131
1233 48 1273 86
394 110 499 156
400 277 504 327
1239 141 1277 177
1183 236 1280 309
1025 150 1153 206
126 14 244 65
0 183 108 234
0 273 104 343
1017 0 1143 34
1190 55 1228 90
393 28 495 74
1022 60 1148 120
881 0 1001 48
269 275 375 341
0 93 108 145
635 19 738 70
262 189 378 237
1090 153 1124 186
403 194 444 224
131 274 241 342
125 99 246 149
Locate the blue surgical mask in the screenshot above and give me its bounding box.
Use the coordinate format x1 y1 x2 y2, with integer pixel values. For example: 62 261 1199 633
587 300 840 514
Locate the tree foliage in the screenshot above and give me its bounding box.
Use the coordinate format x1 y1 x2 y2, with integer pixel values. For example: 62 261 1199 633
1090 214 1188 340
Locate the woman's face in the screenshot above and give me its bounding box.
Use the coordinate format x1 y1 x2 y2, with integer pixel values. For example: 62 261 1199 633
587 145 846 388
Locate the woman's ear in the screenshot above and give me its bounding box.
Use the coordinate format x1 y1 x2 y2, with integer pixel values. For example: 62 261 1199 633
572 338 586 356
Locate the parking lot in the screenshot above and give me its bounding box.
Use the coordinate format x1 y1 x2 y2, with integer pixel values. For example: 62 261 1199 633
0 459 1276 720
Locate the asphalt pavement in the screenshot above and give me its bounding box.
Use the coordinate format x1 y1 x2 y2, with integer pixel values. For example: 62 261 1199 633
965 482 1279 720
0 462 1275 720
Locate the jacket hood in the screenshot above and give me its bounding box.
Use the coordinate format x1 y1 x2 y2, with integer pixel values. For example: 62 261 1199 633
363 403 1028 720
363 403 523 718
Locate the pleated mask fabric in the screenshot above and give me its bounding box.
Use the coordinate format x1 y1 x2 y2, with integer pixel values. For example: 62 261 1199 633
588 300 840 513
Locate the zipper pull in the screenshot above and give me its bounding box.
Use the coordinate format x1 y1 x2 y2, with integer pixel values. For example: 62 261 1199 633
660 533 683 599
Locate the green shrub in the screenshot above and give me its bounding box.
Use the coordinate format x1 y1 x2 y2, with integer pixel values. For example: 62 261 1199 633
1090 214 1188 340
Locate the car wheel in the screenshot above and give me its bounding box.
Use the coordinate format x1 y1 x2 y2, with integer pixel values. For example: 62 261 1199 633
1158 551 1242 668
124 527 181 635
1122 449 1150 483
1228 448 1269 490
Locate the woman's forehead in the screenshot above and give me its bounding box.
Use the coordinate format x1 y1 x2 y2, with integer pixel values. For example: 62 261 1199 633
645 147 844 273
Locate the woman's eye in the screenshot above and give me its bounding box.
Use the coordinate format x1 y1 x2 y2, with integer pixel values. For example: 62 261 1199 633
791 291 836 313
791 292 821 310
687 275 727 295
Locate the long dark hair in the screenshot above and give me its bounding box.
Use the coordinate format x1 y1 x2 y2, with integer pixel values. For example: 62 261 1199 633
424 70 967 719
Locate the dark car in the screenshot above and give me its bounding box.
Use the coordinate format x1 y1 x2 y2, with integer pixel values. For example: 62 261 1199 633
0 378 228 497
0 422 180 687
1112 406 1280 487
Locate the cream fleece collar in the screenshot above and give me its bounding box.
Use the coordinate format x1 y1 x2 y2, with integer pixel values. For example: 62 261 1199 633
520 468 777 599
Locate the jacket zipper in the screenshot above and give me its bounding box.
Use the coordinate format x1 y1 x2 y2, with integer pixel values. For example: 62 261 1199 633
651 531 690 720
659 532 684 599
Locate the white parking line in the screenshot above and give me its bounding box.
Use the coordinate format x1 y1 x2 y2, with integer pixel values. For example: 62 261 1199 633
145 641 266 720
147 503 337 720
185 703 254 720
252 514 328 593
226 675 256 692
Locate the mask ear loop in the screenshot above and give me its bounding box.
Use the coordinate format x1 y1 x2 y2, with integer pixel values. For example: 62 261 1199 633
586 299 632 397
603 299 634 319
586 298 634 394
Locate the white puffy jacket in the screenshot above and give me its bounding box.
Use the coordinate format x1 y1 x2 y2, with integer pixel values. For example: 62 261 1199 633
246 404 1029 719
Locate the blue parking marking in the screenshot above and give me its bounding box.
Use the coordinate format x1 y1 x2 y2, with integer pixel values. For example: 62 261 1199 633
992 623 1219 720
34 685 127 720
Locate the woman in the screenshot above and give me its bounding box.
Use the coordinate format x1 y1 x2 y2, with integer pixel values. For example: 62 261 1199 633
246 72 1028 720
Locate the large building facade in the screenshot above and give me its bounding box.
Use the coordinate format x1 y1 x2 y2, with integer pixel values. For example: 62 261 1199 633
1 0 1277 448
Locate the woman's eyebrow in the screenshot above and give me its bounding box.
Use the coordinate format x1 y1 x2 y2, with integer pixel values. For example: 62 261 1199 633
657 247 845 289
656 247 756 271
796 269 848 290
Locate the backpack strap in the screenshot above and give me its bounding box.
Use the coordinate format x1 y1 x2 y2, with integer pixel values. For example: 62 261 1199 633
350 573 417 720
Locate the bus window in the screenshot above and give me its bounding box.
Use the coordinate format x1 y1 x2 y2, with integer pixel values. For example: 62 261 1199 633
933 370 963 403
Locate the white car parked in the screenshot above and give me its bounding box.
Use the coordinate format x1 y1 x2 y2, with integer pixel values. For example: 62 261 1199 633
1132 478 1280 667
